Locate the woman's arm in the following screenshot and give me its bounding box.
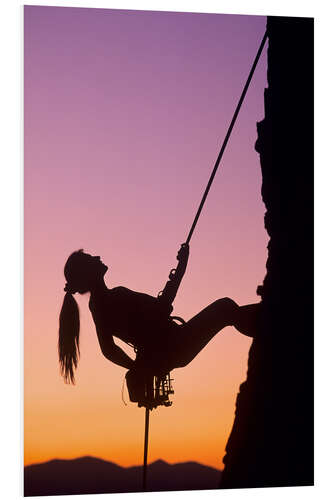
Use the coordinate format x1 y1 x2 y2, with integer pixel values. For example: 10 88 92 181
158 243 189 306
95 324 134 369
102 342 135 370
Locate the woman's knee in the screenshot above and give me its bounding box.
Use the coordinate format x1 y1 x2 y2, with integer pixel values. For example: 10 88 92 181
214 297 238 312
210 297 238 325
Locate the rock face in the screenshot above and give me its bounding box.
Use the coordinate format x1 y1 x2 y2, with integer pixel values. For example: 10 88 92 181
220 16 314 488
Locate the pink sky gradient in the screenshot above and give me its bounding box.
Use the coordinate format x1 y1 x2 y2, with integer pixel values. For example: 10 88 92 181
24 6 268 469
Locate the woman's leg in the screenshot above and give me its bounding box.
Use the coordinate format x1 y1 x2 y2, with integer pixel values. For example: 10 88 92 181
171 298 261 368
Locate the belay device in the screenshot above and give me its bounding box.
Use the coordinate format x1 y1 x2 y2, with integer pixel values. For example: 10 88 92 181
124 29 268 492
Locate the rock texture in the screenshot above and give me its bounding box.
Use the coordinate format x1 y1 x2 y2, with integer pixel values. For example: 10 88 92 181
220 16 314 488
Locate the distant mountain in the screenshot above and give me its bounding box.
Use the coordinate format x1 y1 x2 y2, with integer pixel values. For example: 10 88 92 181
24 456 221 496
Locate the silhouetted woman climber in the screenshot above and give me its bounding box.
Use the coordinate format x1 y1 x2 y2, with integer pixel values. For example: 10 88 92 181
58 244 260 390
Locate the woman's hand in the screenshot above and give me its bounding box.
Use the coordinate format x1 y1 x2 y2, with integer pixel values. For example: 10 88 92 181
158 243 190 306
177 243 189 264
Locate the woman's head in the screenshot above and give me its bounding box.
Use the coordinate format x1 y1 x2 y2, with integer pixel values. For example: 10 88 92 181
59 249 107 384
64 249 108 295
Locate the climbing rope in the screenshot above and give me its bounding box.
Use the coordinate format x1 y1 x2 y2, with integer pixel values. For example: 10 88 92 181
186 30 268 245
139 29 268 492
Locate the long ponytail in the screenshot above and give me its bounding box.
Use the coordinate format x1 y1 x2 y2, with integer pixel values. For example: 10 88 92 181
58 292 80 384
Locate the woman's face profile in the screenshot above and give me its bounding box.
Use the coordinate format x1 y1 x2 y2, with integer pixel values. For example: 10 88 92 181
65 251 108 293
81 253 108 277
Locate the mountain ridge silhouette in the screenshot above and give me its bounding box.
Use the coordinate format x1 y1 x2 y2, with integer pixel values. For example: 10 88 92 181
24 455 221 496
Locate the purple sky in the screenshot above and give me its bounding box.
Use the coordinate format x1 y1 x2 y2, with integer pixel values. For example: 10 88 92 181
24 6 268 468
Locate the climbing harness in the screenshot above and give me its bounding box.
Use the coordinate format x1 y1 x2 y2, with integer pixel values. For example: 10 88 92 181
126 29 268 491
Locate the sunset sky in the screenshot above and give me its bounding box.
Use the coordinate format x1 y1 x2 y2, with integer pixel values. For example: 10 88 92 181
24 5 268 470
